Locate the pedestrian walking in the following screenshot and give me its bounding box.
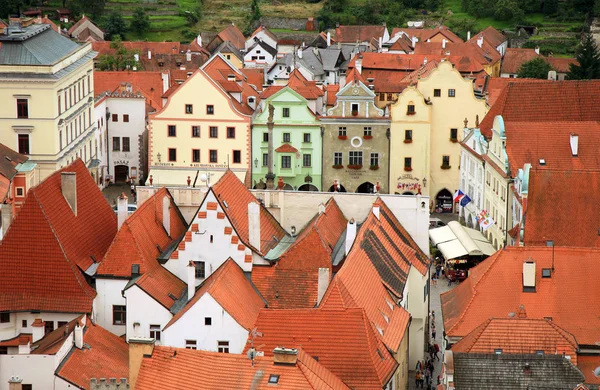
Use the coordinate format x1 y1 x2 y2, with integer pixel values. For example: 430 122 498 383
416 360 423 371
425 368 431 389
448 274 453 286
434 343 441 361
431 322 436 340
431 274 437 286
429 343 435 360
415 370 423 388
430 310 435 324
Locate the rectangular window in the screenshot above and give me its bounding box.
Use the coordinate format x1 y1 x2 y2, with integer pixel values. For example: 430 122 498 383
0 347 7 355
379 93 385 101
303 133 311 143
194 261 205 278
185 104 193 114
227 127 235 139
262 153 268 166
112 137 120 151
206 105 214 115
123 114 129 123
168 125 176 137
364 127 372 136
448 89 456 97
233 150 241 164
192 126 200 137
334 152 343 166
113 305 126 325
17 99 28 118
16 188 24 197
22 320 27 328
281 155 291 169
0 313 9 323
433 89 441 97
122 137 130 152
57 321 67 328
150 324 161 341
282 107 290 117
303 154 311 167
18 134 29 155
209 126 218 138
218 341 230 353
338 127 347 137
407 104 415 114
186 340 197 350
450 128 458 141
168 148 177 162
112 114 118 122
205 317 212 325
442 155 450 168
22 385 32 390
44 320 54 335
263 133 269 142
404 157 412 170
387 93 393 101
405 129 413 141
351 103 359 113
209 149 218 163
192 149 200 162
370 153 379 167
283 133 291 143
349 151 363 166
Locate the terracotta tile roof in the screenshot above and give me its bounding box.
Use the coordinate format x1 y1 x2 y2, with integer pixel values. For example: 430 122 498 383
0 142 28 181
441 246 600 346
391 26 463 44
211 170 286 256
0 333 32 347
98 188 187 278
56 319 129 388
241 68 264 92
451 317 578 363
94 71 166 111
475 26 507 48
322 199 427 351
286 69 324 99
500 48 539 74
415 40 501 66
274 143 298 153
0 160 115 313
479 80 600 138
164 259 265 330
524 169 600 247
217 24 246 50
546 56 577 73
335 25 387 43
345 67 366 84
136 346 350 389
67 15 101 36
576 355 600 385
484 78 549 106
92 41 182 56
31 315 84 355
250 25 278 43
401 60 440 85
133 265 186 311
248 307 397 389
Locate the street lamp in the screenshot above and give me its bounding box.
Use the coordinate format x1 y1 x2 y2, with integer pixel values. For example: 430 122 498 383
157 152 161 162
423 177 427 187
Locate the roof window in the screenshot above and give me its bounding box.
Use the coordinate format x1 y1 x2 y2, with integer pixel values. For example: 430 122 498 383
539 158 546 166
494 349 502 354
268 374 280 384
541 268 551 278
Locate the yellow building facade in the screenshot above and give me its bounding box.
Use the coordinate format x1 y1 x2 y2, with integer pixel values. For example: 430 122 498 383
390 61 488 211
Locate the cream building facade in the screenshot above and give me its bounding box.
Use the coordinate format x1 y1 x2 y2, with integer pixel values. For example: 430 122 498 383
0 23 98 181
389 61 488 211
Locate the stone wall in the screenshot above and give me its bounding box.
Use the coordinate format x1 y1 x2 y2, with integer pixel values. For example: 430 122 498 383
257 16 310 31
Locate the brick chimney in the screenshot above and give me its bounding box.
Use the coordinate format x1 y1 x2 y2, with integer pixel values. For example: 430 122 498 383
162 196 170 236
1 203 12 239
117 193 128 230
129 338 155 389
248 202 260 252
345 218 357 255
61 172 77 215
8 376 22 390
273 347 298 365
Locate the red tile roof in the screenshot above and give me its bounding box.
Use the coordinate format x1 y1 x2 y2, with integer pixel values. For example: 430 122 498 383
136 346 350 389
345 67 366 84
164 259 265 330
217 24 246 50
92 41 182 56
250 25 278 43
94 71 166 111
287 70 324 99
479 80 600 138
441 246 600 345
335 25 387 43
576 355 600 385
484 78 550 106
475 26 507 48
401 60 440 85
248 307 397 389
56 319 129 388
500 48 539 74
274 143 298 153
133 265 186 311
0 334 32 347
0 160 115 313
32 315 85 355
0 143 28 201
97 187 187 278
211 170 286 256
241 68 264 92
67 15 100 35
414 40 501 66
451 317 578 363
391 26 463 44
546 56 577 73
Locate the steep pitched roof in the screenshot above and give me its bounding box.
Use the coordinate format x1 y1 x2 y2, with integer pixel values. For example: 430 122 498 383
211 170 286 256
94 71 167 111
500 48 539 74
401 60 440 85
97 188 187 278
67 15 102 36
249 25 278 44
576 355 600 386
391 26 463 44
546 56 577 73
441 246 600 345
164 259 265 330
0 160 115 313
476 26 507 48
248 308 398 389
414 40 501 66
32 315 84 355
451 317 578 363
217 24 246 50
345 67 366 84
286 69 324 99
132 265 186 311
336 25 387 43
135 346 350 389
484 78 550 106
0 142 28 181
241 68 264 92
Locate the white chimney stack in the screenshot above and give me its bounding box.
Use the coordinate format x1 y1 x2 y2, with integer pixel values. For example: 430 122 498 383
570 133 579 156
162 196 170 236
61 172 77 215
477 35 483 48
186 49 192 62
327 31 331 47
187 261 196 300
534 46 540 55
297 48 303 59
74 322 84 349
1 203 12 239
372 205 380 220
411 36 418 47
442 39 447 49
248 202 261 252
467 31 471 41
148 50 152 60
117 193 128 230
197 34 202 47
317 267 330 305
31 319 45 343
523 261 536 290
345 218 357 255
356 55 363 74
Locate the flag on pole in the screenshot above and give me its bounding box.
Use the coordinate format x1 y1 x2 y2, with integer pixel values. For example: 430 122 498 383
453 190 465 203
476 210 495 231
459 194 472 207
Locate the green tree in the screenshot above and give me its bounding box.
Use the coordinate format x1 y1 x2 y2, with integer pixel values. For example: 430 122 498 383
517 57 553 78
494 0 524 21
543 0 558 14
104 10 127 40
98 37 140 71
130 7 150 35
567 34 600 79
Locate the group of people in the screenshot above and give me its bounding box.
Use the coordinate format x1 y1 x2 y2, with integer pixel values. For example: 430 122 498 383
415 359 436 388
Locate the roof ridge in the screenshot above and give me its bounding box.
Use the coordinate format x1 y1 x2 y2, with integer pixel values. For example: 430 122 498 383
362 311 389 386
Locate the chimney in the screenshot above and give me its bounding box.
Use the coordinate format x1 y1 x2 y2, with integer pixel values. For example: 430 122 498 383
148 50 152 60
197 34 203 47
534 46 540 55
378 36 382 50
61 172 77 216
273 347 298 365
467 31 471 40
477 35 483 48
117 193 128 230
356 55 363 74
423 57 428 65
31 318 45 342
326 31 331 47
297 48 303 59
522 261 536 292
317 267 330 305
313 46 318 56
570 133 579 156
134 53 139 63
91 378 128 390
187 261 196 300
74 321 84 349
411 36 418 47
129 338 155 390
1 203 12 239
372 205 380 220
248 202 261 252
186 49 192 62
8 376 22 390
345 218 357 255
162 196 171 236
442 39 447 49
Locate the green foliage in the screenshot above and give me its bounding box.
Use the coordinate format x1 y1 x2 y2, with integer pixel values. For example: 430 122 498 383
517 57 553 78
445 17 476 40
130 7 150 35
104 10 128 40
542 0 558 15
183 5 202 26
567 33 600 79
318 0 412 29
0 0 24 18
493 0 523 21
97 37 141 71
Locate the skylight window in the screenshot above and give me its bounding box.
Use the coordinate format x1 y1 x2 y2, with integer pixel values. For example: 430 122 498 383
268 374 280 384
539 159 546 166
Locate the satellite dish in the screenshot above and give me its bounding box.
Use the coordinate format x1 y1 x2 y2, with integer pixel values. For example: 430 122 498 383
200 174 208 182
594 367 600 377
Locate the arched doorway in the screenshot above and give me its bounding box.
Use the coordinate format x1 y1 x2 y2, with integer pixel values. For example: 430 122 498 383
298 184 319 192
356 182 375 194
402 191 414 195
328 184 347 192
114 165 129 183
435 189 453 213
283 184 294 190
